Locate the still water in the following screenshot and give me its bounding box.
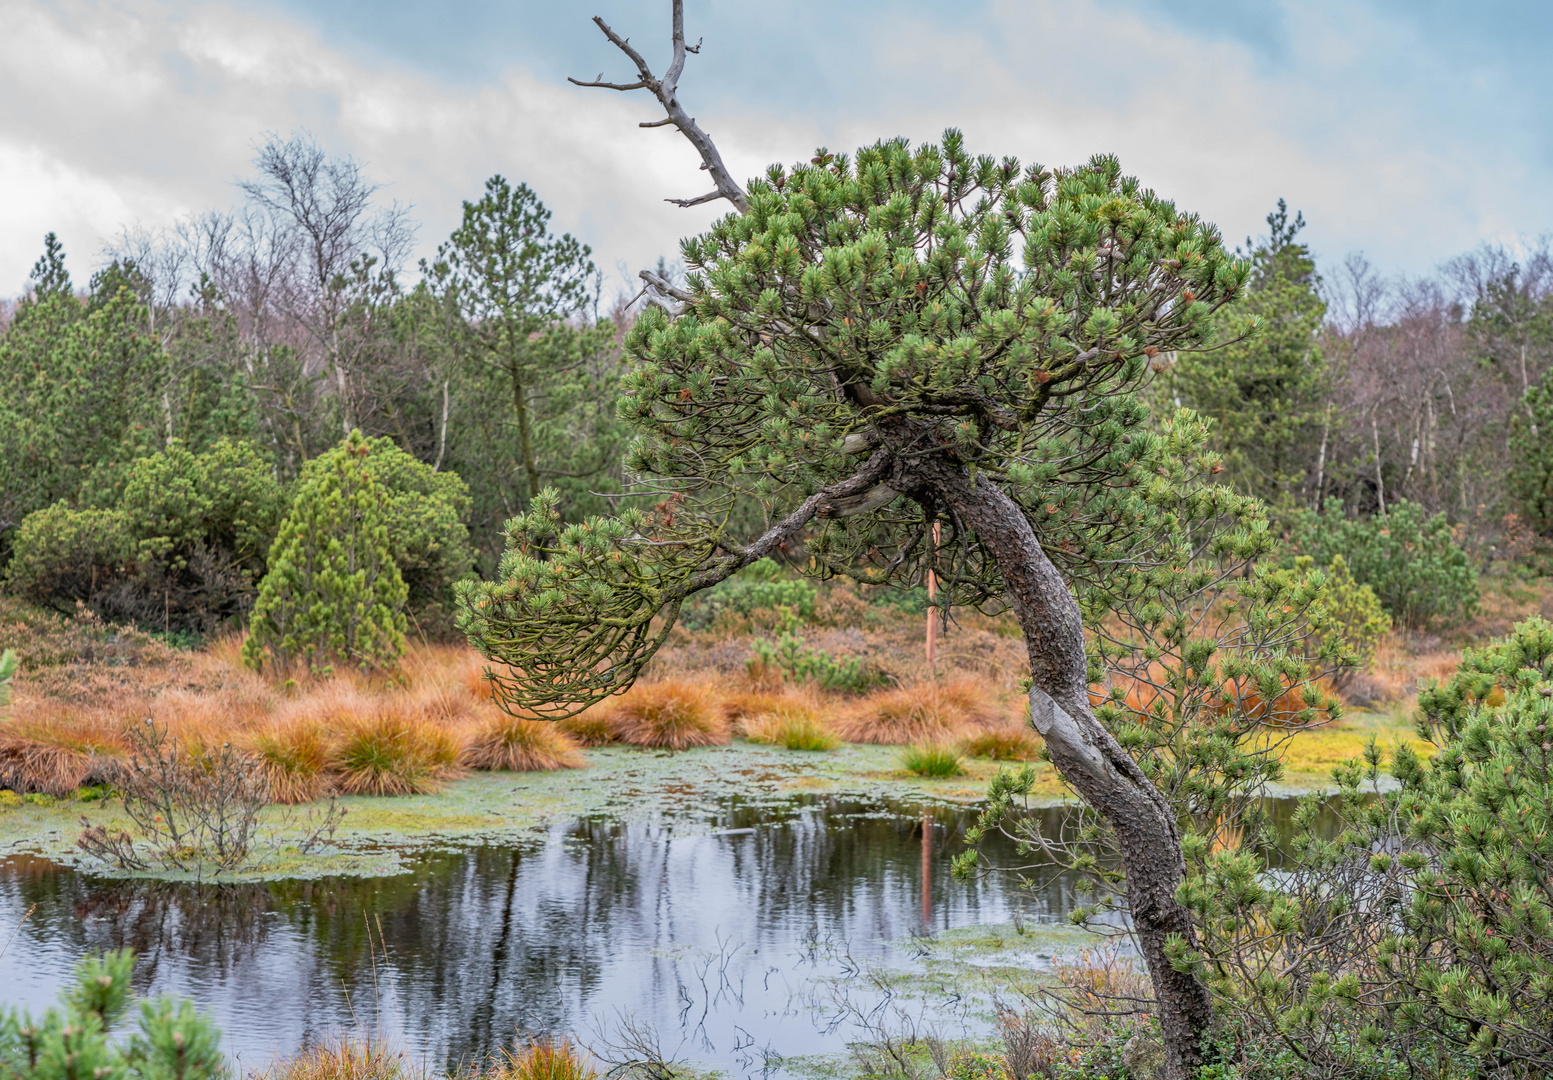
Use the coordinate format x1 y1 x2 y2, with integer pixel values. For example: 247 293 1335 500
0 792 1320 1074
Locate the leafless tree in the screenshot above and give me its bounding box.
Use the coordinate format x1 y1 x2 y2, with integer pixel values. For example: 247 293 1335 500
239 132 416 434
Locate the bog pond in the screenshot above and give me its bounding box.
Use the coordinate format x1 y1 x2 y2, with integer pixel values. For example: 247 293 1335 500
0 745 1326 1077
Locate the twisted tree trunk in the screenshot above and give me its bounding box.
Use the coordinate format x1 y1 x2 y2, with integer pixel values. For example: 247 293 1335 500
918 455 1213 1079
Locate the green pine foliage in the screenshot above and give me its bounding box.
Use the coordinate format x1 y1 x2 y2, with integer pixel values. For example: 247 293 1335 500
4 504 135 612
0 949 227 1080
1509 372 1553 537
1175 618 1553 1076
1164 200 1329 504
458 133 1267 714
243 431 408 675
1285 499 1478 630
1303 553 1391 690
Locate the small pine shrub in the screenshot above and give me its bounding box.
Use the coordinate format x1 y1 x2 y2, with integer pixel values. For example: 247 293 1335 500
463 715 586 771
743 706 839 751
960 726 1043 761
900 742 964 777
1285 499 1478 630
0 949 227 1080
331 708 461 795
243 430 409 675
602 679 730 749
1306 553 1391 691
1510 374 1553 538
748 632 888 694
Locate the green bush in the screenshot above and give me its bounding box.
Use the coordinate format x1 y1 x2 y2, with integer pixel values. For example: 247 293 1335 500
4 503 134 611
297 433 473 622
243 430 408 675
1285 499 1477 630
0 949 227 1080
679 557 817 631
4 439 283 635
1509 375 1553 538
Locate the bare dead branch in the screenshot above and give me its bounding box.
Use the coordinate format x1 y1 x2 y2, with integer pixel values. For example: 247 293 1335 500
569 0 748 213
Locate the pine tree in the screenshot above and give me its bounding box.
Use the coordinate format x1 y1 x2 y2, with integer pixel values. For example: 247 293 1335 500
464 9 1286 1062
1509 372 1553 536
1163 200 1329 505
243 430 407 675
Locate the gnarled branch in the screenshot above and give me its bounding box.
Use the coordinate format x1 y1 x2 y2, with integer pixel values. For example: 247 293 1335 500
569 0 748 213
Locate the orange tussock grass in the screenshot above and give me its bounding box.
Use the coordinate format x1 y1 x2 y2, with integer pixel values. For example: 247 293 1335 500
718 689 798 732
0 704 128 795
960 726 1043 761
463 714 586 772
259 1033 420 1080
1092 666 1326 729
555 712 615 747
836 676 1001 745
330 701 464 796
490 1038 598 1080
600 678 730 750
245 719 333 803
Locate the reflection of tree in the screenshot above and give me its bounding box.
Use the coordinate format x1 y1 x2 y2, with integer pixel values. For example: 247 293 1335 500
0 793 1115 1068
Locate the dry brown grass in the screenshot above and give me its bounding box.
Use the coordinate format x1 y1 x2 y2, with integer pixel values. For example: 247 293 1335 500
463 715 586 772
960 726 1044 761
489 1039 597 1080
835 676 1003 745
0 705 128 795
599 678 730 749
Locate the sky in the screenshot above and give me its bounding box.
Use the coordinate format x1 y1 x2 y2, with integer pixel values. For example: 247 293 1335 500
0 0 1548 299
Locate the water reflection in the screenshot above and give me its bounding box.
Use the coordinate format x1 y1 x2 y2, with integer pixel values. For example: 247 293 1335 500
0 793 1318 1074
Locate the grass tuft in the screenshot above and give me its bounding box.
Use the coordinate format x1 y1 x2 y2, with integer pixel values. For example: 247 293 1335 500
959 726 1043 761
463 715 586 772
259 1033 420 1080
742 705 839 751
602 679 730 750
331 706 462 796
490 1039 598 1080
247 720 332 803
900 741 965 777
837 676 1000 745
0 708 128 796
555 712 615 747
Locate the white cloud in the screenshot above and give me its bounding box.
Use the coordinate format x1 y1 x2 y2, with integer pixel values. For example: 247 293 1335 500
0 0 1548 297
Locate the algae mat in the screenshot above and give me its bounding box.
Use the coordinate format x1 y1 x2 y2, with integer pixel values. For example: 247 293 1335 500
0 742 1068 881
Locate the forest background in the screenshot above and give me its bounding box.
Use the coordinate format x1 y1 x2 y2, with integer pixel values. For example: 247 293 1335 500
1 131 1548 657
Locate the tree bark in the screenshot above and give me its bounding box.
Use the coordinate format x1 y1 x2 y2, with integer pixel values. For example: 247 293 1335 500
916 455 1213 1079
